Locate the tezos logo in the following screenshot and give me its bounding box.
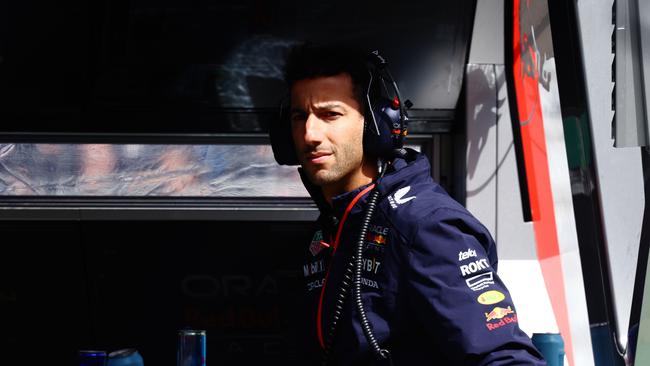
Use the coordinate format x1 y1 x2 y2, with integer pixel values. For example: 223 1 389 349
458 248 477 261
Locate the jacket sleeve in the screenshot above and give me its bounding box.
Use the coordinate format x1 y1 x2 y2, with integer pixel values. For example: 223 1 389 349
404 207 546 365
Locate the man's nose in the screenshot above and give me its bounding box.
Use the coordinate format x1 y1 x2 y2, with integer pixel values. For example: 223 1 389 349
303 114 324 144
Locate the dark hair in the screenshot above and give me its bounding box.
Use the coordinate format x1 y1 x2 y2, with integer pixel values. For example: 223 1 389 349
283 41 371 107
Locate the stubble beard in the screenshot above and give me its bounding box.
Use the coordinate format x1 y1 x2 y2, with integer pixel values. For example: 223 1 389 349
303 143 363 189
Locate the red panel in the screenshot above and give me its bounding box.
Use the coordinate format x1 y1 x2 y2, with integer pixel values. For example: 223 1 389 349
512 0 574 364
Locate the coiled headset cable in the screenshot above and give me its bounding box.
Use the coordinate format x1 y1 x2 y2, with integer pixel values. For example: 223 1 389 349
321 162 392 366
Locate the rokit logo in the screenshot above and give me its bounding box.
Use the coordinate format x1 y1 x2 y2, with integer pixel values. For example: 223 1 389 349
459 258 490 276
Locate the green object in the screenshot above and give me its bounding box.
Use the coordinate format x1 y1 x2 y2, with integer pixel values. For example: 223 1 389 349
635 253 650 366
562 113 592 170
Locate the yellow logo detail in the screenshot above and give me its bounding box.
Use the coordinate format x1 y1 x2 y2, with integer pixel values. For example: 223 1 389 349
485 306 514 321
477 290 506 305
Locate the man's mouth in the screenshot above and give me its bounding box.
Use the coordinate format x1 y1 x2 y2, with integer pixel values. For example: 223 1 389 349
306 152 332 164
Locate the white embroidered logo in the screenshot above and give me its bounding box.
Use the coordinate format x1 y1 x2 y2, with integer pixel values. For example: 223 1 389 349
388 186 416 208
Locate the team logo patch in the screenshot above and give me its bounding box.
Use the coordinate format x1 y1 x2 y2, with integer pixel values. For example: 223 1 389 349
465 272 494 291
303 259 325 277
485 306 514 321
309 230 324 256
365 224 389 250
366 232 387 245
361 257 381 274
388 186 416 208
458 248 477 261
459 258 490 276
360 277 379 289
485 306 518 331
477 290 505 305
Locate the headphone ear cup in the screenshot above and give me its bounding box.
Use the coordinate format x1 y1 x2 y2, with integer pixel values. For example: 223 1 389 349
363 97 404 159
270 100 299 166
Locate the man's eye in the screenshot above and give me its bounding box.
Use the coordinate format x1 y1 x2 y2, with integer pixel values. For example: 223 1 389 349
324 111 341 118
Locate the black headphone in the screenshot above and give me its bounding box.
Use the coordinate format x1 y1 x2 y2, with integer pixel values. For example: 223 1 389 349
270 49 411 166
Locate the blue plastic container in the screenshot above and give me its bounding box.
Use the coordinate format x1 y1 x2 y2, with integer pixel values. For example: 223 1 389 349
107 348 144 366
532 333 565 366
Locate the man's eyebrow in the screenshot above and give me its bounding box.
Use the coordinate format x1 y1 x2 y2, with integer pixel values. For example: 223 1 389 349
313 102 343 110
290 102 344 114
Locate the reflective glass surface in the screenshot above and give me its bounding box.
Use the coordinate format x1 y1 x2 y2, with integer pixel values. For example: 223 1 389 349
0 144 306 197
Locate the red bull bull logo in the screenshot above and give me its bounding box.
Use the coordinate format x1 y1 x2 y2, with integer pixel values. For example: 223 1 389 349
485 306 514 321
366 233 386 245
484 306 518 331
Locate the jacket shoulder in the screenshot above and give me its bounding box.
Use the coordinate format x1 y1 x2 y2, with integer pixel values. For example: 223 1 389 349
379 181 495 255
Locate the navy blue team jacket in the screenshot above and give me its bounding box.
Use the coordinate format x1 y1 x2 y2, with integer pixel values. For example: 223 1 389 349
298 150 546 365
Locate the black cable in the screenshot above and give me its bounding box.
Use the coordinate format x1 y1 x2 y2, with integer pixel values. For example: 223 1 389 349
321 162 391 365
353 187 392 363
321 256 355 366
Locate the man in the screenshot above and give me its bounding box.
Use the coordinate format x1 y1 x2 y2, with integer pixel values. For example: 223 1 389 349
271 42 546 365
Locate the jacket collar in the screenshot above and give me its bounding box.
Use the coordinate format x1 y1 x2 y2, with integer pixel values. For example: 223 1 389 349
298 167 374 220
299 148 432 218
375 148 433 197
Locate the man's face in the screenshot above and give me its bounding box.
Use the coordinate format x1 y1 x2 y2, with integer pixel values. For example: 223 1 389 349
290 73 371 196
